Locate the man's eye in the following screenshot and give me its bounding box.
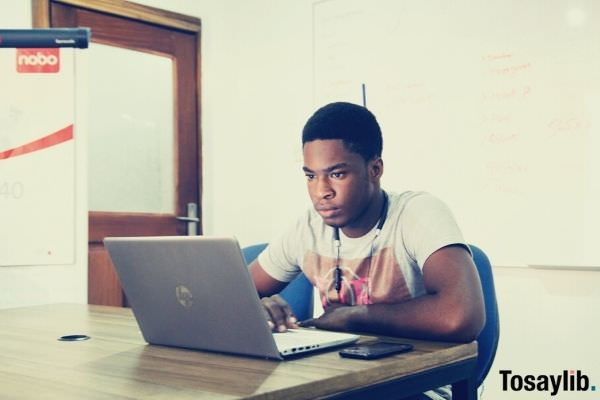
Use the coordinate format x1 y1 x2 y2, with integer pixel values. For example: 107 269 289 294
305 174 315 181
331 172 345 179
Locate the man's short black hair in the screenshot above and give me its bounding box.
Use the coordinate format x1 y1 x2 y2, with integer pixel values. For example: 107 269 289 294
302 102 383 161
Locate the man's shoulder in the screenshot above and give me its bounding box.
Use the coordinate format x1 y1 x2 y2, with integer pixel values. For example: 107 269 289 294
387 190 438 213
387 189 437 201
386 190 454 225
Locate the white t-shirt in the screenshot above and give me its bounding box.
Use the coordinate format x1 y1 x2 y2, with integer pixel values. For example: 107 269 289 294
258 191 470 308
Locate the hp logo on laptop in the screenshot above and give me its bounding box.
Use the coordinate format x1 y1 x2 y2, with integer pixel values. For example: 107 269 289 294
175 285 193 308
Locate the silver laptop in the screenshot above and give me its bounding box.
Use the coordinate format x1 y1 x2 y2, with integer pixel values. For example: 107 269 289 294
104 236 359 360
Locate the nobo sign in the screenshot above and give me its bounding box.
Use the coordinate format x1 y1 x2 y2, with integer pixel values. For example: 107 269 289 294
16 48 60 73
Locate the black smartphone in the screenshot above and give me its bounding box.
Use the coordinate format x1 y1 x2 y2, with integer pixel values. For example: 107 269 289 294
339 342 414 360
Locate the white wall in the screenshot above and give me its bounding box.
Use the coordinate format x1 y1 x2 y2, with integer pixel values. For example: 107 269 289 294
2 1 599 398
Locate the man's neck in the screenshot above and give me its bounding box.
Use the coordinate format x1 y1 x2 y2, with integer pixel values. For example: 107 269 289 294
341 189 385 238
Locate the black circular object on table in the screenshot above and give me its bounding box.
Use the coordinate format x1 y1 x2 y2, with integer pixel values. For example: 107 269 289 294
58 334 90 341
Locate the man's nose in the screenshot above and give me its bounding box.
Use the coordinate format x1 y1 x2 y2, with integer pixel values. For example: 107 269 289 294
316 176 334 199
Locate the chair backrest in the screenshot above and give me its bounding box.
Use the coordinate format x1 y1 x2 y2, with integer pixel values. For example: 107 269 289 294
469 244 500 388
242 243 313 321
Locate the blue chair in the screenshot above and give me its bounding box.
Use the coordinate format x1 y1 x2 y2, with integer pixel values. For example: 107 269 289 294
242 243 313 321
469 244 500 389
242 243 499 390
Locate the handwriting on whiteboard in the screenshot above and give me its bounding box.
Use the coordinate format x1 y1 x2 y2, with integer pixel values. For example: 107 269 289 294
492 63 532 75
482 53 513 62
485 161 529 196
482 85 532 101
486 161 528 176
547 117 591 139
487 131 519 144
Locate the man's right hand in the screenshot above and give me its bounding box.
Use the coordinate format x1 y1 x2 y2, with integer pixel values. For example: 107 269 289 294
260 294 299 332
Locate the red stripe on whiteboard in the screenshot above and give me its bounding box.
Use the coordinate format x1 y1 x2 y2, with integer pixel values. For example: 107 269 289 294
0 125 73 160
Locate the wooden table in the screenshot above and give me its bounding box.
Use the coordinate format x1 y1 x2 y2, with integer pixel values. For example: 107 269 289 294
0 304 477 399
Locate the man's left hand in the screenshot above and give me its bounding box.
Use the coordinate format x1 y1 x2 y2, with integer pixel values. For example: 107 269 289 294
298 303 353 331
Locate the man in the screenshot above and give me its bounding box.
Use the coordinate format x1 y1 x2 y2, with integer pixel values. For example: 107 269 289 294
249 102 485 344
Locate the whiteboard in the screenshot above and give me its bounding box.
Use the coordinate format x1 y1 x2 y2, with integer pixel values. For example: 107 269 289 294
0 48 76 266
314 0 600 267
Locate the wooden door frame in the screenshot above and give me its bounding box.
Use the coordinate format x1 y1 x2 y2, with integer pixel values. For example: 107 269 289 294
32 0 202 31
32 0 203 235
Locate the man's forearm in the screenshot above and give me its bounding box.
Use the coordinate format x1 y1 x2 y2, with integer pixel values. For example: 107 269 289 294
329 293 483 342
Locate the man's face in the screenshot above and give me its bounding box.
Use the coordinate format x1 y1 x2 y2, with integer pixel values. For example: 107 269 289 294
302 139 379 228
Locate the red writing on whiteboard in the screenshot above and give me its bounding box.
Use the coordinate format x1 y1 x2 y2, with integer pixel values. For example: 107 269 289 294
492 63 531 75
483 85 532 101
482 53 513 62
548 118 590 136
486 162 528 177
488 132 519 144
16 48 60 73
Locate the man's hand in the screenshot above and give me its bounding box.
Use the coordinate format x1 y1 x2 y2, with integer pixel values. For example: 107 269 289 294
261 294 299 332
299 303 352 331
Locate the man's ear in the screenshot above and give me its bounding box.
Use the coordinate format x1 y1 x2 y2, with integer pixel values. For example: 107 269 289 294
369 157 384 181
